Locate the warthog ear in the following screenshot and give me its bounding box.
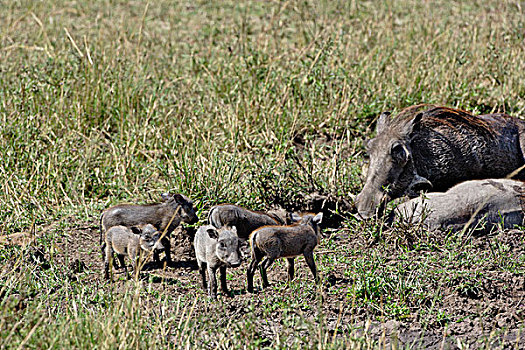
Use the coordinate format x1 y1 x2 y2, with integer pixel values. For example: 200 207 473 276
403 112 423 135
313 212 323 224
173 194 184 203
365 138 374 153
291 213 302 222
391 141 409 164
206 227 218 239
376 112 391 134
130 226 142 235
161 193 171 201
230 226 237 234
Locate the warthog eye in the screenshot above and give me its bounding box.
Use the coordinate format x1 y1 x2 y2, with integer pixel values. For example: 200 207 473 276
391 142 408 164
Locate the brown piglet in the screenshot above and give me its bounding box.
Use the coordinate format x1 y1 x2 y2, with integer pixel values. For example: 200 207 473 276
247 212 323 293
100 193 198 265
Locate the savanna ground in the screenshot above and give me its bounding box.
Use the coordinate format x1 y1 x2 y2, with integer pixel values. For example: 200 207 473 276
1 0 525 348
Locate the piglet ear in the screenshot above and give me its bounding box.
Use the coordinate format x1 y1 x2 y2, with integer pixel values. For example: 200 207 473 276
131 226 142 235
230 226 237 235
206 227 218 239
174 194 184 203
290 213 302 222
313 212 323 224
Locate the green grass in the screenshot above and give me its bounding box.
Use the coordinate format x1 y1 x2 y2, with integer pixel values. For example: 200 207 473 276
1 0 525 348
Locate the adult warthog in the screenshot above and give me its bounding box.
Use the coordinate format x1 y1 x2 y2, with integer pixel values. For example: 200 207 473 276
389 179 525 233
355 104 525 219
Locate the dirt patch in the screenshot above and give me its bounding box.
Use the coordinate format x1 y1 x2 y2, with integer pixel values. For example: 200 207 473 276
13 218 525 348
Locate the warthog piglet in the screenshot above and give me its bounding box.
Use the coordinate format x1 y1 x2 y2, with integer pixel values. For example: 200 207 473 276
194 225 241 299
102 224 164 280
100 193 198 265
247 212 323 293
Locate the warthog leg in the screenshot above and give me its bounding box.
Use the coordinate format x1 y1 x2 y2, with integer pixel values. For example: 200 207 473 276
197 261 207 291
303 250 318 282
286 258 295 281
220 266 230 295
260 257 275 288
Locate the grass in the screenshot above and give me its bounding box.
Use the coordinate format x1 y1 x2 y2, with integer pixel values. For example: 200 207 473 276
1 0 525 348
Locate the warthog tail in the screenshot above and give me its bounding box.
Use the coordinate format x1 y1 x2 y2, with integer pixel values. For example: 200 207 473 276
207 206 218 227
249 231 258 260
99 212 104 245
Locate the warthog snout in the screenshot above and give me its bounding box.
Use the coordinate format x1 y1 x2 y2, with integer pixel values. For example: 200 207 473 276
136 226 164 252
355 188 389 220
228 260 241 268
184 212 199 225
153 239 164 251
406 174 433 196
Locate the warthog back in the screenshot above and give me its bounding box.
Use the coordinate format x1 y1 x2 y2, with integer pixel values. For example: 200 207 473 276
391 179 525 233
207 204 289 240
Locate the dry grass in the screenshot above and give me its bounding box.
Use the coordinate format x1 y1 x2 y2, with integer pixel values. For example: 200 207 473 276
1 0 525 348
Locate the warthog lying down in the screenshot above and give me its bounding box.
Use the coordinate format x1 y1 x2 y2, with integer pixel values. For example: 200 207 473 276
208 204 291 240
103 224 164 280
390 179 525 233
194 225 241 299
355 105 525 219
100 193 198 265
247 212 323 293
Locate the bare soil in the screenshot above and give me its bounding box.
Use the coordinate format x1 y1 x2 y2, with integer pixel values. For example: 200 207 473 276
20 216 525 349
